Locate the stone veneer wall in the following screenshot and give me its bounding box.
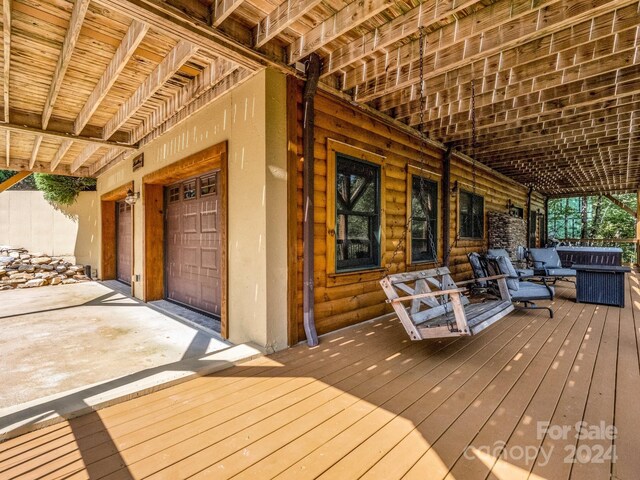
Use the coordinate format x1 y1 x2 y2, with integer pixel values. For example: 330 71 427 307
488 211 527 266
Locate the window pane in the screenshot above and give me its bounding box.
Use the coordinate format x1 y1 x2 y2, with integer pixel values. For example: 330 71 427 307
183 180 196 200
336 155 380 270
411 176 438 262
460 190 483 239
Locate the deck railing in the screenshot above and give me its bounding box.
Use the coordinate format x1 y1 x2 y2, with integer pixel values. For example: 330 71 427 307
554 238 637 264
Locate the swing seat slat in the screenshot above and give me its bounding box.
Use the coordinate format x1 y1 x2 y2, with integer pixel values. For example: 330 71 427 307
380 267 514 340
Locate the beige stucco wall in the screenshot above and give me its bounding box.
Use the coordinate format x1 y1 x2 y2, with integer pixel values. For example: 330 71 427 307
0 191 99 266
96 69 289 351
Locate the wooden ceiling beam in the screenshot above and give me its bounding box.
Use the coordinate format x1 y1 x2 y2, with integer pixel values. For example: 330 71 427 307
3 158 91 177
50 139 73 172
130 58 237 143
92 67 251 176
322 0 479 78
450 96 640 146
375 14 639 114
212 0 245 27
254 0 322 48
0 112 136 149
102 39 198 140
70 144 101 173
0 170 29 192
288 0 396 65
411 69 640 136
347 0 637 96
41 0 91 130
387 40 640 124
74 19 149 135
28 135 42 169
3 0 10 123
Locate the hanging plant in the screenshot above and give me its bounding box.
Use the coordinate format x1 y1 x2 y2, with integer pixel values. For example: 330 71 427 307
33 173 96 206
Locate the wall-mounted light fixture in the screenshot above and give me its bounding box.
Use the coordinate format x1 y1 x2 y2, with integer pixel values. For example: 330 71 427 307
124 188 140 205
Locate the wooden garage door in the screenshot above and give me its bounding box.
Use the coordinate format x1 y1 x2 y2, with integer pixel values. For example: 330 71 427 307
165 172 221 316
116 201 132 285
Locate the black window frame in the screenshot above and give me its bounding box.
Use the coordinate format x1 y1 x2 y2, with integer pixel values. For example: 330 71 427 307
410 175 438 263
459 189 485 239
335 153 381 272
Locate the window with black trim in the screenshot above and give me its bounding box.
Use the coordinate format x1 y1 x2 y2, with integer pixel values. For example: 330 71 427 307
459 190 484 239
335 154 380 271
410 175 438 262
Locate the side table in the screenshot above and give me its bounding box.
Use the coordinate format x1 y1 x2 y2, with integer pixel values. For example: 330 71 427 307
573 264 631 307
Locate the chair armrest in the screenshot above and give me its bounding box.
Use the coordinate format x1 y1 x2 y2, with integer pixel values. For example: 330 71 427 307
389 288 465 304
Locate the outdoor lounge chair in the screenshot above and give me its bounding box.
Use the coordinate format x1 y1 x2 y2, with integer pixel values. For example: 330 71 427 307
485 254 555 318
487 248 534 278
527 248 576 283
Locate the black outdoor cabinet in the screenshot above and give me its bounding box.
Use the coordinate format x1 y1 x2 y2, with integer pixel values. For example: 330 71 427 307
573 264 631 308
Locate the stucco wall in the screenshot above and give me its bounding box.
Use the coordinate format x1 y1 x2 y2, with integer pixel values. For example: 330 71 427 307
96 69 289 351
0 190 99 267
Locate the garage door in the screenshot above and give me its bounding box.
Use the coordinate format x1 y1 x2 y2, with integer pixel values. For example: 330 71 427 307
165 172 221 316
116 200 132 285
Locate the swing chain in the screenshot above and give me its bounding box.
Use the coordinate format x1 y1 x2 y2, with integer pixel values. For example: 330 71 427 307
383 26 432 277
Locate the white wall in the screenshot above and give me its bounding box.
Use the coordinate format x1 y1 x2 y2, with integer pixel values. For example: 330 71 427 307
0 191 99 266
97 69 289 351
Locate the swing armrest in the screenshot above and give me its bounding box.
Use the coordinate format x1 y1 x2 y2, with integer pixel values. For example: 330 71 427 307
456 274 508 286
389 288 466 304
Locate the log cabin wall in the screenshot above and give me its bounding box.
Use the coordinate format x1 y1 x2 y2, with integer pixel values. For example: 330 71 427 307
290 78 546 344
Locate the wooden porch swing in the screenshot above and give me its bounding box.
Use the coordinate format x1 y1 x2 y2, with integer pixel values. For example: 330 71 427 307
379 28 514 341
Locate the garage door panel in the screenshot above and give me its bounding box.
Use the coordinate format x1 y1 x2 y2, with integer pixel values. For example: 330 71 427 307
165 171 221 317
116 201 132 285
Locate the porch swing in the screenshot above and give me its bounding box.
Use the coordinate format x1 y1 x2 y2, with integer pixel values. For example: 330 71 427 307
379 29 513 341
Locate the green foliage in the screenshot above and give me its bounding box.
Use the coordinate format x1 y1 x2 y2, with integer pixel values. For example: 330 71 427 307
33 173 96 206
0 170 38 189
548 193 637 262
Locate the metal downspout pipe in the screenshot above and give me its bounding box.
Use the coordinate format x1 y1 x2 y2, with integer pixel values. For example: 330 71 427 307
302 54 320 346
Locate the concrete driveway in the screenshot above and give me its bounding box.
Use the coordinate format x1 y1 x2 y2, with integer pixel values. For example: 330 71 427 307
0 282 259 436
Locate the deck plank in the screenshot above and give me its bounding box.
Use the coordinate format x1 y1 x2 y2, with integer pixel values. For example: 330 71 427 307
0 275 638 480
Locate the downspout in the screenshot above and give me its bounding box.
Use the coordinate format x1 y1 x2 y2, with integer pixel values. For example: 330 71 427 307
302 53 320 347
442 144 452 266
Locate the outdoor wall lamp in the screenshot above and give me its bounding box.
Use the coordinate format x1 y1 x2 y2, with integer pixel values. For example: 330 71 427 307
124 189 140 205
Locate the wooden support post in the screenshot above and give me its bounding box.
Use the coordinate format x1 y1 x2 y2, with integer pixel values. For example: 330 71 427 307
0 171 30 192
526 186 533 248
443 144 452 266
543 197 549 247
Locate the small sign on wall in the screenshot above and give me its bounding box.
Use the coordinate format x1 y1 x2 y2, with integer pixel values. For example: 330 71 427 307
132 153 144 171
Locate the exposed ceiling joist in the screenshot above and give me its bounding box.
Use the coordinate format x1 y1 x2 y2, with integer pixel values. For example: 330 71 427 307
3 0 10 123
0 116 136 150
50 139 72 171
323 0 478 78
28 135 42 169
74 19 149 135
288 0 395 65
92 68 252 176
71 144 101 173
41 0 91 130
253 0 322 48
3 157 91 177
102 39 198 140
355 0 639 101
212 0 244 26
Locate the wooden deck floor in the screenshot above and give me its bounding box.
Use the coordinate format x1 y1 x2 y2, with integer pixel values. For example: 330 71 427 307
2 274 640 479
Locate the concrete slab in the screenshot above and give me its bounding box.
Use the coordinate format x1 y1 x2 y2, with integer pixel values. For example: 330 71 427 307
0 282 263 439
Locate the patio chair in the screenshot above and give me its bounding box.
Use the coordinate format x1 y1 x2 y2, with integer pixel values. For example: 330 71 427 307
485 254 555 318
487 248 534 278
527 248 576 283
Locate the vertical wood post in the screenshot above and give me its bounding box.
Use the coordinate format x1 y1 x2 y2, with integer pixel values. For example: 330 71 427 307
302 53 320 347
526 187 533 248
543 197 549 247
442 144 452 266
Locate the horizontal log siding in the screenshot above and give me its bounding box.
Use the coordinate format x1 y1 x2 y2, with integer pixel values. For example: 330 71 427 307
292 81 546 343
